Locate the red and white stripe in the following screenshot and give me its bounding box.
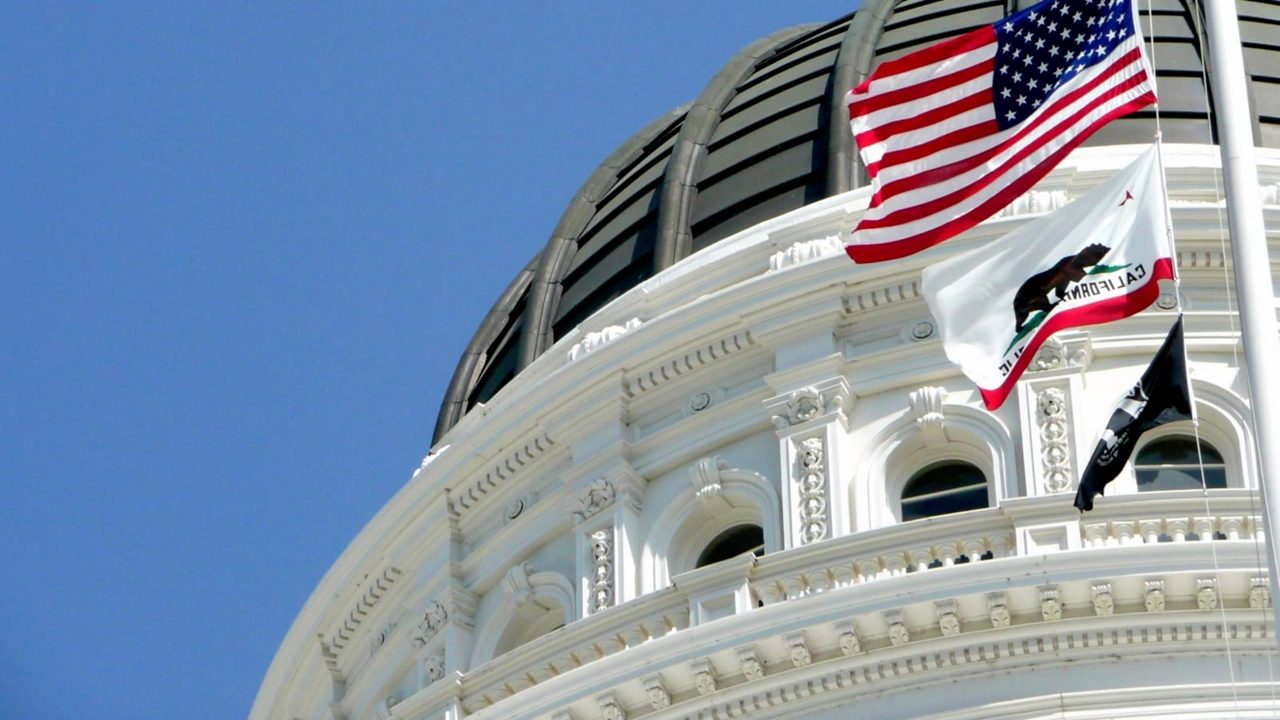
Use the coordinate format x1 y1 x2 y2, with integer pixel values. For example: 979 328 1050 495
845 27 1155 263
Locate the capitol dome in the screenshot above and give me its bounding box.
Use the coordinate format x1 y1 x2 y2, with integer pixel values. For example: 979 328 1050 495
256 2 1280 719
434 0 1280 445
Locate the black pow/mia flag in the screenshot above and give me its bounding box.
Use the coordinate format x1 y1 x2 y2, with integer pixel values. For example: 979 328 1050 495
1074 317 1193 512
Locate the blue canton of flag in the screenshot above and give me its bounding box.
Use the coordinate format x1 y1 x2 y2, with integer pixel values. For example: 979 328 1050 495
995 0 1139 128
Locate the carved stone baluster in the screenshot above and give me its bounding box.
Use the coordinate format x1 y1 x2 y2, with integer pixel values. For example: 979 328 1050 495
1221 516 1245 540
1193 516 1216 541
1138 520 1162 544
1166 518 1189 543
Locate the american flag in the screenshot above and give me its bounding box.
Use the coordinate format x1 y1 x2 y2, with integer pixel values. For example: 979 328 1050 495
844 0 1156 263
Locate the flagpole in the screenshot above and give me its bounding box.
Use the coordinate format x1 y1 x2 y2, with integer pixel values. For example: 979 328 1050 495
1202 2 1280 633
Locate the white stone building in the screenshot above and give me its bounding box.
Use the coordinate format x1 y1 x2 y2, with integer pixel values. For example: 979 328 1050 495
253 3 1280 719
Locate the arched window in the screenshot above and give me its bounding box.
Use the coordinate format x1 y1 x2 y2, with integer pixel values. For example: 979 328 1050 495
1135 436 1226 492
695 524 764 568
901 462 988 521
493 601 566 656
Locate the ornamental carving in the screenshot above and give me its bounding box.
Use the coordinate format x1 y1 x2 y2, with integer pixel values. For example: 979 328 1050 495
503 562 535 608
691 658 718 695
737 647 765 681
784 632 811 667
1145 579 1166 612
690 455 726 502
908 386 946 446
835 621 861 656
642 675 671 710
596 692 626 720
796 437 829 544
1037 387 1072 494
1039 586 1062 621
567 317 642 362
1028 336 1087 372
1251 577 1271 609
771 386 845 429
572 478 615 524
411 601 448 648
424 653 445 684
768 236 843 271
1091 583 1114 616
935 600 961 637
987 592 1012 628
590 528 615 613
1196 578 1219 610
885 610 910 647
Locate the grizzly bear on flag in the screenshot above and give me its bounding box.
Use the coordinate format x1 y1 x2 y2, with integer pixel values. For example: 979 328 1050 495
1012 243 1111 332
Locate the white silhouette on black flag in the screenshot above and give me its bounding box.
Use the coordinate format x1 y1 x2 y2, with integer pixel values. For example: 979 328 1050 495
1074 317 1193 511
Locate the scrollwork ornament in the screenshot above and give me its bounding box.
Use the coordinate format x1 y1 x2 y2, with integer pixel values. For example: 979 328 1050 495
411 601 448 648
796 436 829 544
424 654 445 684
572 478 615 523
1037 387 1072 494
590 528 615 613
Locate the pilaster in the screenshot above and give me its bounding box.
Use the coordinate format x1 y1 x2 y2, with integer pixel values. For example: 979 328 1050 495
764 377 853 548
1016 335 1091 500
569 465 645 618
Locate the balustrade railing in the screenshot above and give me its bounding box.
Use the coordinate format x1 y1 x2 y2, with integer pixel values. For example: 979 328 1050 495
455 489 1264 713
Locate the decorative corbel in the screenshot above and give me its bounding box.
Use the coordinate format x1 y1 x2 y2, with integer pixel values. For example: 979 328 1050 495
1039 586 1062 621
987 592 1011 628
835 620 861 655
642 674 671 710
783 631 812 667
908 386 947 447
884 609 910 646
934 599 961 637
691 658 718 695
689 455 726 502
1091 582 1114 616
1197 577 1220 610
1145 579 1166 612
595 691 627 720
502 563 535 609
736 645 765 681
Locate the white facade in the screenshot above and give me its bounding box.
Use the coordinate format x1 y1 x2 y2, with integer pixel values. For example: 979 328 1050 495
252 144 1280 720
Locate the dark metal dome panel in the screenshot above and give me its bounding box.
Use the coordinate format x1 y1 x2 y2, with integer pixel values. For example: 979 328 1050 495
433 1 1280 445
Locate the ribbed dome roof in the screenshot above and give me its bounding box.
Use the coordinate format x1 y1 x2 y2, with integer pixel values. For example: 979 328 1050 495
435 0 1280 444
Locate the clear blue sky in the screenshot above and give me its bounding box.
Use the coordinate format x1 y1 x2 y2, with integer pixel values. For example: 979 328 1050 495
2 2 856 717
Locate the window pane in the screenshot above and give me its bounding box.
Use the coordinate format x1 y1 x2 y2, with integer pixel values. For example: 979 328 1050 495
902 485 987 522
903 463 986 498
696 525 765 567
1136 437 1223 466
1137 466 1226 492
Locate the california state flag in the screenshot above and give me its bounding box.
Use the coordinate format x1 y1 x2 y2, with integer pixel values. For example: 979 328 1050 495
922 144 1174 410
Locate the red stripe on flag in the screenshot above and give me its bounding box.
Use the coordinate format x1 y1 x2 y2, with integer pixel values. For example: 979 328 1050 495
977 258 1175 410
852 26 997 94
865 116 999 194
868 49 1150 209
854 89 992 153
844 91 1156 263
861 72 1155 222
850 57 995 119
